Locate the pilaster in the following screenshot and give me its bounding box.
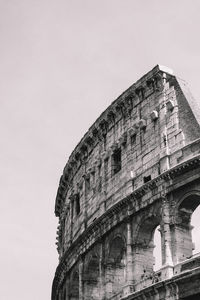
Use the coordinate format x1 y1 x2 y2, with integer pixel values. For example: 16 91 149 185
126 219 134 284
160 196 173 278
79 259 83 300
99 241 105 300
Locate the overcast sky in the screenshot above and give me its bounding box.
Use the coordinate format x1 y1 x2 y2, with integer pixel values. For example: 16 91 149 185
1 1 200 299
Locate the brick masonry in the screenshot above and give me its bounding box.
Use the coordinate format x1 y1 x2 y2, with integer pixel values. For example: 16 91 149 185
52 65 200 300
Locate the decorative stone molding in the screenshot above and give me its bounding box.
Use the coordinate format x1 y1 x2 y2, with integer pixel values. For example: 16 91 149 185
150 110 158 121
85 135 94 147
94 158 101 167
124 94 134 112
135 86 145 100
119 132 127 147
115 101 127 118
166 99 175 111
110 142 119 152
102 150 111 159
88 166 95 174
99 119 108 136
146 78 156 91
139 119 147 129
107 110 116 124
128 127 138 137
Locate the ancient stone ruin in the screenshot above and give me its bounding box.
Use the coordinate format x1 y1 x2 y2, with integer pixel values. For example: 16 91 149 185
52 65 200 300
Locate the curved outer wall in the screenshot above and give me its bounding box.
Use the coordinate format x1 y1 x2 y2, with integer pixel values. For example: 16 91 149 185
52 65 200 300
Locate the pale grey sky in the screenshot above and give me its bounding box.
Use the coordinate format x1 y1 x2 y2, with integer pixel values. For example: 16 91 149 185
1 1 200 299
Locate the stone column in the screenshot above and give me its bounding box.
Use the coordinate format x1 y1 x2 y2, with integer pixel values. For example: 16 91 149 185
126 219 133 284
79 259 84 300
69 198 74 243
82 174 88 229
171 214 193 264
58 291 62 300
121 219 134 297
161 196 173 278
99 241 105 300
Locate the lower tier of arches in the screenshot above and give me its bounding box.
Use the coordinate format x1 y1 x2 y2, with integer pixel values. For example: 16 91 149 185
53 177 200 300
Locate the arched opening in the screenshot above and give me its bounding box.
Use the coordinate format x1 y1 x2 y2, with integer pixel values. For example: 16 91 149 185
84 254 100 300
191 203 200 255
106 236 126 297
109 236 125 264
69 271 79 300
134 215 160 283
153 225 162 271
175 193 200 263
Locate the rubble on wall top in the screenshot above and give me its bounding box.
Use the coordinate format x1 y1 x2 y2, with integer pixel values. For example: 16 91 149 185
157 65 174 75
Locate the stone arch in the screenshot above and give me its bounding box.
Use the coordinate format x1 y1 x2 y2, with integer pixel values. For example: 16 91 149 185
133 213 161 283
109 235 126 263
83 252 100 300
177 190 200 212
106 234 126 297
173 191 200 263
191 204 200 255
69 270 79 300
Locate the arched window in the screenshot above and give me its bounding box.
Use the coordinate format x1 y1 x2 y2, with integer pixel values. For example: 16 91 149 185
109 236 125 264
191 202 200 255
84 254 100 300
175 193 200 262
106 236 126 297
134 215 161 283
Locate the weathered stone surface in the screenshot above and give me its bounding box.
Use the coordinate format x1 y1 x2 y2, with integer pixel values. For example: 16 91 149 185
52 65 200 300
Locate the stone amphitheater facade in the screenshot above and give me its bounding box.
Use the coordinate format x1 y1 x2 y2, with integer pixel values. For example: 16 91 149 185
52 65 200 300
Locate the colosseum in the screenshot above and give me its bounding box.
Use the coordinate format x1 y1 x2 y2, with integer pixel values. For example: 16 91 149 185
52 65 200 300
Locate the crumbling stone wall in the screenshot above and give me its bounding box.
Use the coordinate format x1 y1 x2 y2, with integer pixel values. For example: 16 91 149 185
52 65 200 300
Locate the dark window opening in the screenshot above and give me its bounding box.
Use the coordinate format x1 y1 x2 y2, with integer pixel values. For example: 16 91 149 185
91 171 95 186
75 194 80 215
98 176 102 192
103 136 107 151
112 148 122 175
158 165 161 175
131 134 136 146
104 158 109 181
98 163 101 177
132 179 135 190
85 176 90 195
144 175 151 183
